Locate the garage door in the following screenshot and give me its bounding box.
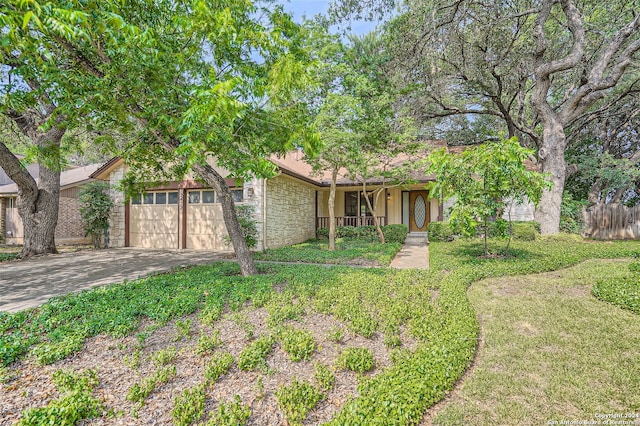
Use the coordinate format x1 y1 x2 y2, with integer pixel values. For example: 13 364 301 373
184 189 244 250
130 191 179 249
185 190 227 250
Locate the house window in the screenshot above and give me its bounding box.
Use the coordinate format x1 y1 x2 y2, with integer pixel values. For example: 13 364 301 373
345 192 358 216
202 191 215 204
168 192 179 204
345 191 373 216
155 192 167 204
131 194 142 205
188 191 201 204
216 189 244 203
402 191 410 226
143 193 154 204
8 197 16 209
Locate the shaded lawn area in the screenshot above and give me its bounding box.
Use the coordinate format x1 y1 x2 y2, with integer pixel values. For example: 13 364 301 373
1 238 639 425
253 237 403 266
433 259 640 425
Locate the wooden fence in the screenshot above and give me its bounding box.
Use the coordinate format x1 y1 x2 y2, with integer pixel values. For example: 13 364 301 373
583 204 640 240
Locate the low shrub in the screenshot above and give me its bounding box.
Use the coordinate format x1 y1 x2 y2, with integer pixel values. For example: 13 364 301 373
427 222 454 242
316 224 408 243
560 194 587 234
205 352 234 384
127 365 176 404
485 219 510 238
484 220 539 241
277 326 317 362
336 347 375 373
18 369 103 426
511 221 540 241
237 335 275 371
313 363 335 392
0 252 19 262
196 330 222 355
275 378 324 426
536 233 583 243
172 385 205 426
151 347 177 366
382 224 409 244
205 395 251 426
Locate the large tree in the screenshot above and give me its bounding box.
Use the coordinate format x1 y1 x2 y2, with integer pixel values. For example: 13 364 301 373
0 38 72 257
3 0 317 275
332 0 640 234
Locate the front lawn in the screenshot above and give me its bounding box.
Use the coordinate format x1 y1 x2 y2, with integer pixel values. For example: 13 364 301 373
253 237 403 266
1 238 639 425
432 259 640 425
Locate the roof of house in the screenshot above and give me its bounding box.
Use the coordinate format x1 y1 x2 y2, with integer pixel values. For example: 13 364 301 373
0 163 102 195
268 149 438 187
89 140 539 188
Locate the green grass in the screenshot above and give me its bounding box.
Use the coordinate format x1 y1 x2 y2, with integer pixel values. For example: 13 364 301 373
2 237 640 425
253 237 402 266
433 259 640 425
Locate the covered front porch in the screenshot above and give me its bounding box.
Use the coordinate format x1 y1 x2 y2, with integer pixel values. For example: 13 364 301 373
315 185 443 233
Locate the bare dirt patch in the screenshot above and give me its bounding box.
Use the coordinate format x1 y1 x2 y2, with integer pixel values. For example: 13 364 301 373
1 307 401 425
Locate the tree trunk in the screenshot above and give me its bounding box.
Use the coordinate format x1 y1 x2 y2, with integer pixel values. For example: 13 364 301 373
192 162 258 277
361 183 385 244
587 179 603 205
19 161 61 257
328 168 338 251
534 125 567 234
0 120 64 258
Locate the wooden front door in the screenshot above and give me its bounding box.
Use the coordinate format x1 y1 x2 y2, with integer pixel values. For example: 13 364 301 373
409 191 430 232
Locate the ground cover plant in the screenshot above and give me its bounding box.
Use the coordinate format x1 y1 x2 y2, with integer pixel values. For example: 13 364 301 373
592 259 640 314
0 252 19 262
254 237 403 266
1 238 639 424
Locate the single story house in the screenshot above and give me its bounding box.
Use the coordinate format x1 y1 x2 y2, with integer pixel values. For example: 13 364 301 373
0 163 102 244
90 150 446 252
91 146 536 252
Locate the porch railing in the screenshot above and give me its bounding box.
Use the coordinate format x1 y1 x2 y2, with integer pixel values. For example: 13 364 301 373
316 216 387 229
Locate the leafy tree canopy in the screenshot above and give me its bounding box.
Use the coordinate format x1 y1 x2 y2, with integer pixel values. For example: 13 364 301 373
427 138 551 254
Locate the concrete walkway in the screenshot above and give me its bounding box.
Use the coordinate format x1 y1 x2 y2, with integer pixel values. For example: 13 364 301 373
0 248 231 313
390 233 430 269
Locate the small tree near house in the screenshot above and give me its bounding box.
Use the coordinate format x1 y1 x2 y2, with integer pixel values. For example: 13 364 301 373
427 138 551 256
79 182 114 248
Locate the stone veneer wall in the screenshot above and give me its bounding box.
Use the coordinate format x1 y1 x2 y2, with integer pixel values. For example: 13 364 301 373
264 174 316 249
108 164 126 247
242 177 266 251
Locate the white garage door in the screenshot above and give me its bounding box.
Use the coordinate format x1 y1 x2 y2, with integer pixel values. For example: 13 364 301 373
130 191 179 249
185 189 243 250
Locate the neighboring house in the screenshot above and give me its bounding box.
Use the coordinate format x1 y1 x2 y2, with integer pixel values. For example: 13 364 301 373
90 151 446 252
0 163 102 244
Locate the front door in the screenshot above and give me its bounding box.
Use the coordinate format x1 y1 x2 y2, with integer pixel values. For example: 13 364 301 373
409 191 430 232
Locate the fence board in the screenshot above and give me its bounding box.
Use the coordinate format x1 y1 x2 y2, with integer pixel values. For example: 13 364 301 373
584 204 640 240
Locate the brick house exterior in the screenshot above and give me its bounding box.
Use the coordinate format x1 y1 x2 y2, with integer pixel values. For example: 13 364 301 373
0 164 102 245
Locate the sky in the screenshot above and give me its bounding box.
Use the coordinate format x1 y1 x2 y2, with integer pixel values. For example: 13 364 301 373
277 0 380 35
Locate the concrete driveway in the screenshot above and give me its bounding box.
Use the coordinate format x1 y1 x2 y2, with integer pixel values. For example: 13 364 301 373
0 248 232 313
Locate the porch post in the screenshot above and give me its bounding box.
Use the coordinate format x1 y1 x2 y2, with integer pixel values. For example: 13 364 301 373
0 198 6 241
384 189 388 226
